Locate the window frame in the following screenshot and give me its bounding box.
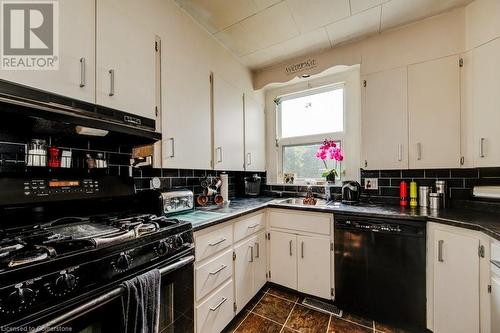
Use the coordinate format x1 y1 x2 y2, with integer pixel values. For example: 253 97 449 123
276 82 346 184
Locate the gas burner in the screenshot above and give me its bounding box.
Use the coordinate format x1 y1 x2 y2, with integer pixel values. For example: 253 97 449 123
135 223 159 237
7 246 56 268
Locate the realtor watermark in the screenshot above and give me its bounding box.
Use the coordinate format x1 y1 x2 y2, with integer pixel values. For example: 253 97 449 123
1 0 59 70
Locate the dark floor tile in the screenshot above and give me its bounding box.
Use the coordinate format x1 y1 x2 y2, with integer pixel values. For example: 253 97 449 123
234 312 282 333
329 316 373 333
267 286 300 302
342 312 373 328
281 328 297 333
285 304 330 333
374 321 412 333
246 289 267 311
222 310 249 333
252 294 294 324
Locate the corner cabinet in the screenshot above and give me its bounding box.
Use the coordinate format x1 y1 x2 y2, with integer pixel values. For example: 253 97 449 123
244 94 266 172
0 0 95 102
361 67 408 170
212 73 245 171
96 0 156 119
408 55 462 169
268 209 333 300
427 222 491 333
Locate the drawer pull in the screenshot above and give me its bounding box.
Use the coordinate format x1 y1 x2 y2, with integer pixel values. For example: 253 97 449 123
209 297 227 311
289 240 292 256
208 238 226 247
301 241 304 259
438 240 444 262
247 223 259 229
255 242 260 258
209 264 227 275
249 246 254 262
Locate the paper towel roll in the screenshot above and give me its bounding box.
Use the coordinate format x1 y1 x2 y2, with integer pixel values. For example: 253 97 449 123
220 173 229 204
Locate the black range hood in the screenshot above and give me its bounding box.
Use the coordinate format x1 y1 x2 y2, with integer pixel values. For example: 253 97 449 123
0 79 161 144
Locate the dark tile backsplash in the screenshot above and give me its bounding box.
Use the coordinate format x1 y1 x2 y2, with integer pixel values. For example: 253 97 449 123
361 167 500 204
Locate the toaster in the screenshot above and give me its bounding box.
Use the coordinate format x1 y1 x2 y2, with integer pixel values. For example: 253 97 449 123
159 189 194 215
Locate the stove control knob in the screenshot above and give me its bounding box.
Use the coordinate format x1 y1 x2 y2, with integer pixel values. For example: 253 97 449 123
156 240 169 256
52 272 77 296
1 285 36 314
174 234 184 247
115 253 132 271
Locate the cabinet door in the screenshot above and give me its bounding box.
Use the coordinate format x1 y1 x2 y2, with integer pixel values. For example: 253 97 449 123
96 0 156 119
234 237 255 311
297 235 331 299
162 70 212 169
408 55 461 169
213 74 244 171
362 67 408 170
269 231 296 290
433 229 480 333
472 38 500 167
253 231 267 292
0 0 95 102
492 275 500 333
244 94 266 172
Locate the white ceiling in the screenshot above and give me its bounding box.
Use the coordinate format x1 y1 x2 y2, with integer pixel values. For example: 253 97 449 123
175 0 473 70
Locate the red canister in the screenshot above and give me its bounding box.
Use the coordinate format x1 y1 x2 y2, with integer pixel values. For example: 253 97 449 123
400 181 408 207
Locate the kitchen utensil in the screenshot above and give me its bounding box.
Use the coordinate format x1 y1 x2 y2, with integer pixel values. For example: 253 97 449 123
400 181 408 207
410 181 418 207
244 174 261 196
342 181 362 203
435 180 447 208
27 139 47 167
203 187 217 197
214 194 224 205
197 195 208 206
48 146 61 168
419 186 430 207
429 193 442 210
61 150 72 168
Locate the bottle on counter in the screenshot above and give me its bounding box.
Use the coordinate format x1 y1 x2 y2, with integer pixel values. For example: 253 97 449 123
419 186 430 207
410 181 418 207
400 181 408 207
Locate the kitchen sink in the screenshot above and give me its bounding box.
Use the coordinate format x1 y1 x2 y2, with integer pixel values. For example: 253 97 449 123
279 198 328 207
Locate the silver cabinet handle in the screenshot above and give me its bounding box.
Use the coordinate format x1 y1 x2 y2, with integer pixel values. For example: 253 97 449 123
417 142 422 160
255 242 260 258
108 69 115 96
249 246 254 262
168 138 175 158
216 147 223 163
209 264 227 275
438 240 444 262
301 241 304 259
398 144 403 162
247 223 259 229
480 138 485 158
289 240 292 256
208 238 226 247
209 297 227 311
247 152 252 166
79 58 86 88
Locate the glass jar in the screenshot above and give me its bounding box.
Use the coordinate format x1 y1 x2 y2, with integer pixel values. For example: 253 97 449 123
27 139 47 167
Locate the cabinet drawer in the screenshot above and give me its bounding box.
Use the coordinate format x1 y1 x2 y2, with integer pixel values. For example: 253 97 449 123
269 209 331 235
492 241 500 277
196 279 234 333
234 212 265 242
195 224 233 262
195 249 233 301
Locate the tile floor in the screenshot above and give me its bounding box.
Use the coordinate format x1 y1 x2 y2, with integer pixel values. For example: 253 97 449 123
222 285 413 333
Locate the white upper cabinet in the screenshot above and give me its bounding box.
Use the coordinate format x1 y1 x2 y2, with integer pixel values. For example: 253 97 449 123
96 0 156 119
162 71 212 169
408 55 461 169
0 0 95 102
213 73 244 171
244 94 266 172
361 67 408 170
471 38 500 167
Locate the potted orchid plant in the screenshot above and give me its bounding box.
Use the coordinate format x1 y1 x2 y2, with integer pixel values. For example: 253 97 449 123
316 139 343 183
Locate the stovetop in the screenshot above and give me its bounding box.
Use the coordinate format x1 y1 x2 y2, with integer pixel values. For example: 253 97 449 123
0 213 182 271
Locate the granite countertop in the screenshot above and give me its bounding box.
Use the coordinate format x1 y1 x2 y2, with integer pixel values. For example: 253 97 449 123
176 197 500 241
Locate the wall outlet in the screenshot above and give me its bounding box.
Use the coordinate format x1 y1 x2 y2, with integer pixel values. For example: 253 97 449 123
364 178 379 190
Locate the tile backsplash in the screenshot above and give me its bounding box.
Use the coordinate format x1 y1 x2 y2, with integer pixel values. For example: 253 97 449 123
361 167 500 204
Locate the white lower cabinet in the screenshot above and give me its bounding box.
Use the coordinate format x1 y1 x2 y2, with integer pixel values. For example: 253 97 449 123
269 230 297 290
195 249 233 301
196 279 234 333
427 223 490 333
253 231 267 292
297 235 331 299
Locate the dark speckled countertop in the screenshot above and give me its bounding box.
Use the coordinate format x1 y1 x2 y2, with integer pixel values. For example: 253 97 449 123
177 197 500 241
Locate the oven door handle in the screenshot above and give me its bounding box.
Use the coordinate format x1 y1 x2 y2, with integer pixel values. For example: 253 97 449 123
30 255 195 333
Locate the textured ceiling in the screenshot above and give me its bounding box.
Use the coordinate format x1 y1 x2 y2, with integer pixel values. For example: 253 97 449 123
175 0 473 70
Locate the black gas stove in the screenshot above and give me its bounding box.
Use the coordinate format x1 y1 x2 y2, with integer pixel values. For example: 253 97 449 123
0 175 194 332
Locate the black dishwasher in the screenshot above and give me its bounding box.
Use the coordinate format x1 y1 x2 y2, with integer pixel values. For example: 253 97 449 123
334 214 426 331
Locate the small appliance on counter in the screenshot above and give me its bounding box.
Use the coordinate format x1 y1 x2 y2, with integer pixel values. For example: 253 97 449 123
341 180 362 203
244 174 261 196
158 189 194 216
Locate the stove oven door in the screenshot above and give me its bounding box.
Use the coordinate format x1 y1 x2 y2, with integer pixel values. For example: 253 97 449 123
29 253 194 333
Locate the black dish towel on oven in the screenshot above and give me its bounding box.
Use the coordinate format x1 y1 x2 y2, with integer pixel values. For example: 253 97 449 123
121 269 161 333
